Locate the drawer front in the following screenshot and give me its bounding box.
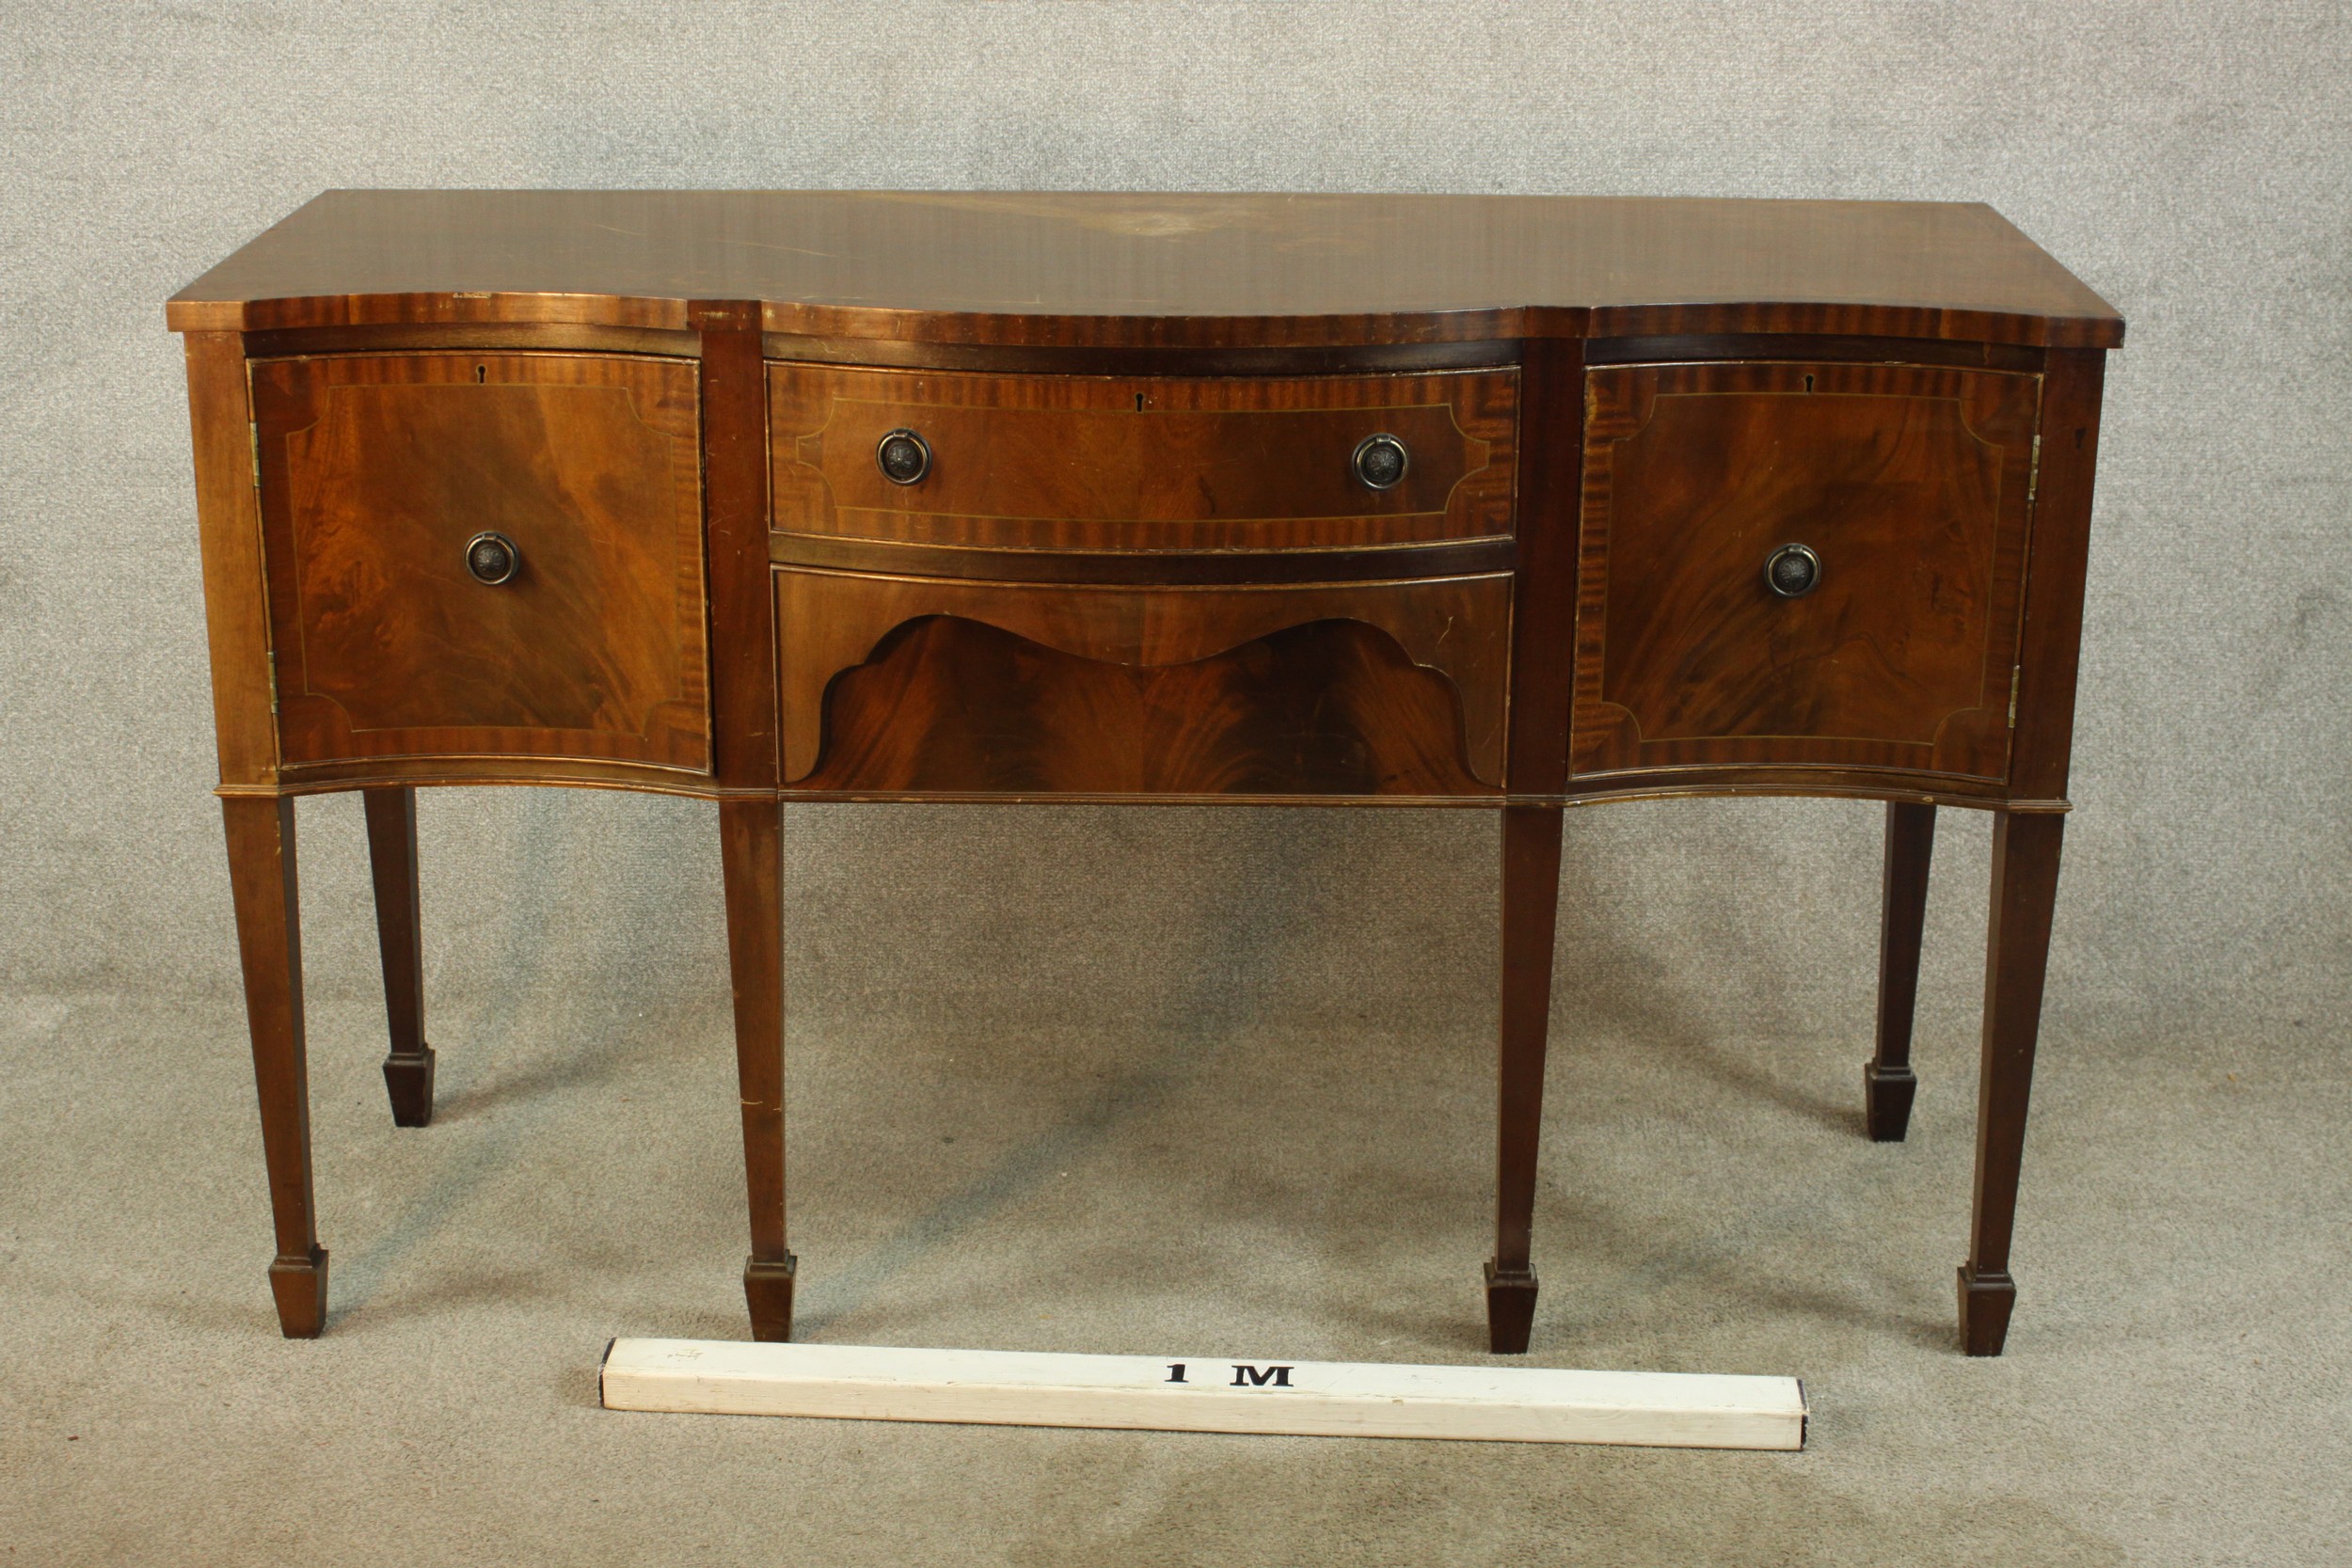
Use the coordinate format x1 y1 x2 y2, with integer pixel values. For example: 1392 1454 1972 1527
1573 361 2039 782
249 353 711 772
769 366 1518 554
775 568 1511 796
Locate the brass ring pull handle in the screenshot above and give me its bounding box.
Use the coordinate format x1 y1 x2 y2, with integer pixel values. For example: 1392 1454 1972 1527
464 531 518 585
1764 542 1821 598
1352 432 1408 490
875 427 931 485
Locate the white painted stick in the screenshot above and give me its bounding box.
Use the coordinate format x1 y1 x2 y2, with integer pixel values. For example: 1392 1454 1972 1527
600 1338 1805 1449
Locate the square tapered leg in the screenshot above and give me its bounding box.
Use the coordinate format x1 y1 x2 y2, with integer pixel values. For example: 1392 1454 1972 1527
721 800 795 1341
1865 801 1935 1142
1957 812 2064 1355
224 796 330 1338
1487 805 1563 1354
364 785 437 1128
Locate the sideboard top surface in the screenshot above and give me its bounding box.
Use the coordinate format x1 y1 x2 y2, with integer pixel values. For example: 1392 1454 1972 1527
168 191 2123 348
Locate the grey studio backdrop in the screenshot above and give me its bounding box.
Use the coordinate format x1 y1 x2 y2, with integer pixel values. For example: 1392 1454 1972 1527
3 5 2347 1567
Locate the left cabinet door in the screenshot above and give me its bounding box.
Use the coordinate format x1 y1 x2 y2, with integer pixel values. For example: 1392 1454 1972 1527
249 353 712 774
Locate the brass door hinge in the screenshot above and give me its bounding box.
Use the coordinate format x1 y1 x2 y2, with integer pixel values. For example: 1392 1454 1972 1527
2008 666 2021 727
2026 433 2041 505
266 650 278 715
249 421 262 486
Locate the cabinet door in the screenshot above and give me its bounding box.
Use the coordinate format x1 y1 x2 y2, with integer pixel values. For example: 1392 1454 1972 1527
249 353 710 773
1572 361 2040 783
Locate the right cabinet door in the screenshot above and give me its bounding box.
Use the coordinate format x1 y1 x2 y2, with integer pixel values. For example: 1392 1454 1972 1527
1572 361 2040 784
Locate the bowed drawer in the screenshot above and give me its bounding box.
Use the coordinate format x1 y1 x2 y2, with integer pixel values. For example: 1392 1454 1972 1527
768 365 1518 560
774 568 1512 796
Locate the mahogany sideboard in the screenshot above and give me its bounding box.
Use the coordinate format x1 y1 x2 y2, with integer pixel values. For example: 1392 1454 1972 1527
169 191 2121 1355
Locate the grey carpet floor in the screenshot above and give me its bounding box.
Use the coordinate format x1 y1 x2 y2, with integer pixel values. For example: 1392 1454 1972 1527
2 961 2343 1564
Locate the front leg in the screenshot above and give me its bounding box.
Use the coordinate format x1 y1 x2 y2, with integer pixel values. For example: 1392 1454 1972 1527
1958 810 2065 1354
720 799 796 1340
222 796 328 1337
1487 803 1564 1354
363 786 436 1127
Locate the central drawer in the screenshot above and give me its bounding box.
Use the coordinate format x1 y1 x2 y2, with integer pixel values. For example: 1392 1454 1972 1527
774 568 1511 795
768 365 1518 555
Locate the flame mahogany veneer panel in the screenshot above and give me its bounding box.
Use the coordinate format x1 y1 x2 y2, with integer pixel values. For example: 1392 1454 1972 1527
1572 361 2041 783
774 568 1513 793
802 617 1490 798
249 353 711 772
768 365 1518 554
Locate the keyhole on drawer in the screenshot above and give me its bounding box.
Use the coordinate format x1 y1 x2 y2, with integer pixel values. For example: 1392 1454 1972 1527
1135 392 1145 411
475 364 486 384
1804 374 1815 393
